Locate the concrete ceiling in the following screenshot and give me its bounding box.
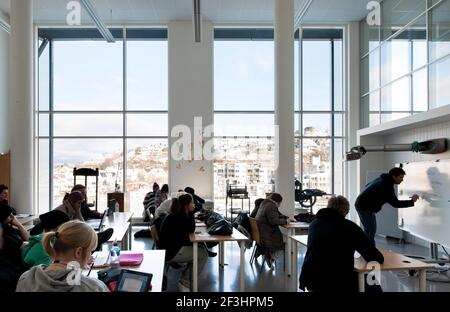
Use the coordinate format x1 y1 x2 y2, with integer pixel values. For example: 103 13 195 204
0 0 372 25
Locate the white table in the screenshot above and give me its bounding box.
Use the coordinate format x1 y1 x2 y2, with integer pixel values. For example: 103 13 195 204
189 227 248 292
281 222 309 276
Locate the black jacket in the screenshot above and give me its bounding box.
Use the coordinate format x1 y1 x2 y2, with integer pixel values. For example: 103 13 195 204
80 202 101 220
300 208 384 292
355 174 414 213
158 211 195 261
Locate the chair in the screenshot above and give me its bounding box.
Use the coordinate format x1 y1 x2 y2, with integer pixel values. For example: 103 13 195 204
249 217 269 272
73 167 99 211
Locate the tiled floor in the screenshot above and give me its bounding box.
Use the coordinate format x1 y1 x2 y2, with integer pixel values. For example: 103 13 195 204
131 226 450 292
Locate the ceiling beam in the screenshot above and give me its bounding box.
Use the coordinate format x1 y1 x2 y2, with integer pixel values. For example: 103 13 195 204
193 0 201 42
80 0 115 43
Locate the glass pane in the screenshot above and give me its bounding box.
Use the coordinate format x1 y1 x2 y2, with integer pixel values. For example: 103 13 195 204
429 0 450 62
333 138 344 195
334 114 343 137
53 139 123 209
295 138 301 181
39 113 49 137
334 40 343 111
214 41 274 111
413 40 427 70
413 68 428 111
380 113 411 123
370 113 380 127
127 114 168 136
381 39 411 85
303 41 331 111
303 114 331 136
370 90 380 112
39 43 49 111
213 138 275 213
294 113 300 136
127 41 168 110
214 114 274 137
381 0 426 41
295 39 299 110
53 114 123 137
126 139 168 217
38 139 50 214
381 77 411 111
360 19 379 57
53 41 123 111
302 138 331 194
430 55 450 109
360 96 370 128
361 49 380 95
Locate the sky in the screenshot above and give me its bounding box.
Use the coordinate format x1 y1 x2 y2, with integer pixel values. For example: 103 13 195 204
39 38 344 166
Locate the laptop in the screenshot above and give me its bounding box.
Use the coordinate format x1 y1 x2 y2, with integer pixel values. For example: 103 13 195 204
86 210 107 231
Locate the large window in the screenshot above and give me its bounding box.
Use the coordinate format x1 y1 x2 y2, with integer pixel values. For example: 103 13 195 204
360 0 450 127
37 28 168 217
214 34 275 213
213 29 345 214
297 29 345 212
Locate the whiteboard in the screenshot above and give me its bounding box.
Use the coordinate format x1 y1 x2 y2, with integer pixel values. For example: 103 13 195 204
398 159 450 247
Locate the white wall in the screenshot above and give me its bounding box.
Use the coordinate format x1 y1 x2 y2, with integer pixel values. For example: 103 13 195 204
168 21 214 199
0 27 9 153
357 105 450 247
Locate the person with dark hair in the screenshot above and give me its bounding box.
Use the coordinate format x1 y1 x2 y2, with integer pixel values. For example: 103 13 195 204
355 167 419 244
160 184 169 201
143 182 161 221
55 191 85 221
255 192 289 269
158 194 208 292
0 203 29 271
300 196 384 293
0 185 17 215
250 198 264 218
71 184 102 220
22 210 69 269
184 187 205 213
55 190 113 252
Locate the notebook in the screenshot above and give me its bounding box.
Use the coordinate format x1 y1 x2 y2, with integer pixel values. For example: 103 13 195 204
92 251 110 268
119 253 144 266
86 210 107 231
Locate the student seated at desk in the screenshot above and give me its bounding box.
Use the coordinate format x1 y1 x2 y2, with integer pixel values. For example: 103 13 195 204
255 193 289 269
158 194 208 292
22 210 69 269
299 196 384 293
71 184 102 221
16 220 108 292
55 191 113 252
0 185 17 215
0 204 29 268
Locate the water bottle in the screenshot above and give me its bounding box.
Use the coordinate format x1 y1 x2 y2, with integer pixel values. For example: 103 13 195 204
110 241 120 268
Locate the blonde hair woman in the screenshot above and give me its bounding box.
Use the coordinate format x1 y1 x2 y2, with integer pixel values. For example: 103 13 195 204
16 220 108 292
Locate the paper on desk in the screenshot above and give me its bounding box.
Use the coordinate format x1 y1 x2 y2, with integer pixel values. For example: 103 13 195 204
16 214 32 218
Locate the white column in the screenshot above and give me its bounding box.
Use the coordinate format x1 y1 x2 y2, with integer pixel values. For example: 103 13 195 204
346 22 360 223
0 12 9 154
274 0 295 216
9 0 33 214
168 21 214 200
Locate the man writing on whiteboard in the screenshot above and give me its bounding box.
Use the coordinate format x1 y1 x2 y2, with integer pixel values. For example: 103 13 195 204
355 167 419 245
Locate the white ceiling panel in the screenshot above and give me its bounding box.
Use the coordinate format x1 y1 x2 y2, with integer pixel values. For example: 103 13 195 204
0 0 374 24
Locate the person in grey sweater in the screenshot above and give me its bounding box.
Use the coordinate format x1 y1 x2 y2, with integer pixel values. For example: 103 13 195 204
16 220 108 292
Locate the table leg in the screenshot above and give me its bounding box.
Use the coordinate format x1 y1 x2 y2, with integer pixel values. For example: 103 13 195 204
293 240 298 291
358 273 365 292
219 242 225 268
128 223 132 250
419 269 426 292
240 241 245 292
286 229 293 276
193 242 198 292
